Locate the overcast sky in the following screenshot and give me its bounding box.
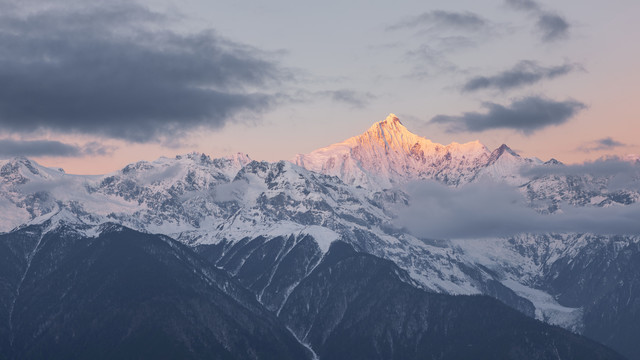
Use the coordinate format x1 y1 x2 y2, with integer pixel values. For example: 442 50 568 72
0 0 638 174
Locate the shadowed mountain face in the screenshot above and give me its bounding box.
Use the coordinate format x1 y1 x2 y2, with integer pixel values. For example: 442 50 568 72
542 238 640 359
196 233 325 313
0 221 311 360
278 241 625 360
0 219 627 359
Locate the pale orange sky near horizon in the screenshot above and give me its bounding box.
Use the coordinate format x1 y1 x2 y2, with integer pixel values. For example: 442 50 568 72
2 0 639 175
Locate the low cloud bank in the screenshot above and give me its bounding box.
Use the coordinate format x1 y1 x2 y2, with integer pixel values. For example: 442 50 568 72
396 180 640 240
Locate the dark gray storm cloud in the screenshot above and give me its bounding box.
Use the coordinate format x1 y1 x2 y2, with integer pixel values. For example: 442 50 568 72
577 137 628 153
0 139 113 158
598 138 626 148
505 0 541 11
396 180 640 239
463 61 578 92
0 1 288 143
431 96 586 134
505 0 570 42
536 13 570 42
0 139 79 157
324 90 375 108
388 10 490 33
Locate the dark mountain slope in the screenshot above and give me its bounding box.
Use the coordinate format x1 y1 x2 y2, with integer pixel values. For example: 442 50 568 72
543 237 640 359
197 233 324 312
0 220 311 360
279 241 625 360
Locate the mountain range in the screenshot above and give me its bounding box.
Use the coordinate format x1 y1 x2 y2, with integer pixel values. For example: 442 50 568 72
0 114 638 359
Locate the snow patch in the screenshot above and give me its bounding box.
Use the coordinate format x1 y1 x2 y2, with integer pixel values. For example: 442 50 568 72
501 279 583 332
299 225 340 253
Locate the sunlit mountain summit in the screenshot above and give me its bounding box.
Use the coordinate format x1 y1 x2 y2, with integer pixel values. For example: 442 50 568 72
294 113 531 189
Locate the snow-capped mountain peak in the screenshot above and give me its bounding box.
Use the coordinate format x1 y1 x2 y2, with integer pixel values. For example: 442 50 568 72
365 113 410 143
358 113 431 153
0 156 65 185
294 114 497 189
491 144 519 159
476 144 531 184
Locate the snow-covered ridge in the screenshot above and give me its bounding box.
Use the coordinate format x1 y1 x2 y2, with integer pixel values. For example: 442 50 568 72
0 152 253 233
1 114 640 341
